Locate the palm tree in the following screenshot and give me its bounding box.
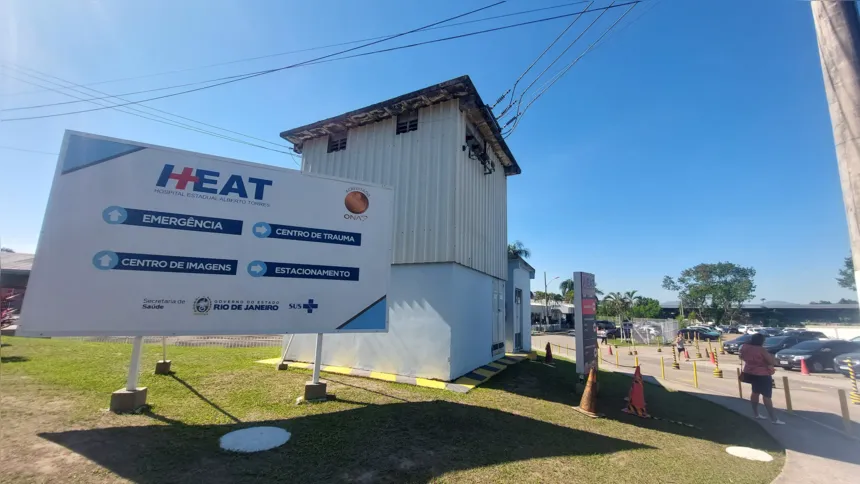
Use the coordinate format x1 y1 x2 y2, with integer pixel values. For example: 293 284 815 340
624 290 642 309
603 292 627 319
559 279 574 302
507 240 530 259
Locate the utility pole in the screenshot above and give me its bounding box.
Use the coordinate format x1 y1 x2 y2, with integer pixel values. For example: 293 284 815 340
812 1 860 306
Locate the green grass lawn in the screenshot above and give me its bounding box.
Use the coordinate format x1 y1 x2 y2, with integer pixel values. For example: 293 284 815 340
0 336 783 483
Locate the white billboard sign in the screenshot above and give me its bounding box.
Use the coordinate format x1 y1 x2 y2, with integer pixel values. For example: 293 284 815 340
20 131 393 336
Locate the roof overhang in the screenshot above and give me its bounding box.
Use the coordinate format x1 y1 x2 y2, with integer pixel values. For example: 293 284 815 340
279 75 521 176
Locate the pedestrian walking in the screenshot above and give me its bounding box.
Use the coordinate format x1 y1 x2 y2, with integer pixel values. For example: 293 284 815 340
674 333 685 359
739 332 784 425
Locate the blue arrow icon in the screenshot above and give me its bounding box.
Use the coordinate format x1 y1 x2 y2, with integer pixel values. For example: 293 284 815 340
247 260 267 277
92 250 119 270
102 206 127 224
252 222 271 238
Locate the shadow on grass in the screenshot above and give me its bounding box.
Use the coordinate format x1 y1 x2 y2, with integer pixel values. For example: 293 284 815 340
486 358 785 454
1 355 28 363
39 400 652 483
168 374 241 423
527 358 860 467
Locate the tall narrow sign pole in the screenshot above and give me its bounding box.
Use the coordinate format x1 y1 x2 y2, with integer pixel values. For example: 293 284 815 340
812 1 860 306
574 272 598 386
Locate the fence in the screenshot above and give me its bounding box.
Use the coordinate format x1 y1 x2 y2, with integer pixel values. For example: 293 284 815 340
626 320 678 345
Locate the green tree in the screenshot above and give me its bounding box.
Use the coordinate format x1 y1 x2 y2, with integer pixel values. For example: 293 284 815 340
837 256 855 292
663 262 756 324
603 292 629 319
507 241 530 260
630 297 661 318
559 279 574 300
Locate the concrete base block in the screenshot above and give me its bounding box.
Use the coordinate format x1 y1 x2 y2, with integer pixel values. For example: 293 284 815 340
277 362 290 371
304 381 328 401
110 387 148 413
154 360 172 375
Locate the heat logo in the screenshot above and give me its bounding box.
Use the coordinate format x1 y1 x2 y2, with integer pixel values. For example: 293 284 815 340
156 164 273 201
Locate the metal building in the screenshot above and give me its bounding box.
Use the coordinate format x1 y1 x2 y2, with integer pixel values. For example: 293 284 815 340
279 76 526 381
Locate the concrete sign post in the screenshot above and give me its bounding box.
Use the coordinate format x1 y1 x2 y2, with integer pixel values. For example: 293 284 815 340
20 131 393 410
574 272 598 385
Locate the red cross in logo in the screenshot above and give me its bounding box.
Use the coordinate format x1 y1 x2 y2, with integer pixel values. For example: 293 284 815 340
168 167 199 190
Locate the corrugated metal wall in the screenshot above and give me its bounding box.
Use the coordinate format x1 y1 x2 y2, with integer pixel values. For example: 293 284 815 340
454 112 507 280
301 99 507 280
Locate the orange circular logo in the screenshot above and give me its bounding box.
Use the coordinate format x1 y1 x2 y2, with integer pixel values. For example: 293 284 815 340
344 191 369 214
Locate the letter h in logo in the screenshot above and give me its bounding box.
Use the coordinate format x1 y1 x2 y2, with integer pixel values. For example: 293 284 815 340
157 164 199 190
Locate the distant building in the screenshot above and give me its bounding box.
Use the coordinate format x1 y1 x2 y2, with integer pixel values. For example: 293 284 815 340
279 76 526 380
660 300 860 324
0 252 33 312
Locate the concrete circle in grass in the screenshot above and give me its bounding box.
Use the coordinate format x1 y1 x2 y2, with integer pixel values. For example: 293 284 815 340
725 446 773 462
220 427 291 453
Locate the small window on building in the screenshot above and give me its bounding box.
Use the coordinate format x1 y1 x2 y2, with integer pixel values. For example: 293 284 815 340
395 112 418 135
327 133 347 153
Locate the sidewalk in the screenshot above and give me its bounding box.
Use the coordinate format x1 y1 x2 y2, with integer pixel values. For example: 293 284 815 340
604 363 860 484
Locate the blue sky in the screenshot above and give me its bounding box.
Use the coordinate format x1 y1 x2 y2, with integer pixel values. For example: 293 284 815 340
0 0 853 303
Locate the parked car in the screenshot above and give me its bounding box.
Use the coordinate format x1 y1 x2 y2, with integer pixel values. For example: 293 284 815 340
851 336 860 343
678 327 720 341
791 331 828 340
775 340 860 373
595 320 618 338
763 336 803 354
737 325 752 334
833 352 860 377
724 334 754 354
758 328 782 337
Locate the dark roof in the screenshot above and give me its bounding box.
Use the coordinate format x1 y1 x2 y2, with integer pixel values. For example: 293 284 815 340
660 300 859 310
279 75 521 176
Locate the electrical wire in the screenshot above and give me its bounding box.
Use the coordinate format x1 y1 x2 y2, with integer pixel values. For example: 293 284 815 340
1 2 638 122
0 0 506 121
0 145 58 156
500 0 618 125
504 2 638 138
2 1 591 98
4 68 299 158
495 1 594 118
7 63 296 158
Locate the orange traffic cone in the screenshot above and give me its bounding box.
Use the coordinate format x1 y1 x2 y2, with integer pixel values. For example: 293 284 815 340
622 366 650 418
709 350 716 365
608 346 614 356
684 349 690 361
573 366 601 418
800 358 810 375
545 342 554 364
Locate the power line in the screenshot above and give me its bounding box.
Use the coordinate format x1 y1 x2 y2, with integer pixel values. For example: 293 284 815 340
2 1 591 98
1 2 637 122
3 68 299 158
500 0 618 126
7 64 297 160
505 2 638 137
0 145 58 156
495 1 595 118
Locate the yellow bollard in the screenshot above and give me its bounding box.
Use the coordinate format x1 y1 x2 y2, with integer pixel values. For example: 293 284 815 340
838 390 854 436
712 349 723 378
615 351 619 367
846 359 860 405
782 376 793 413
736 368 743 398
672 345 680 369
719 335 726 355
693 361 699 388
635 356 640 368
661 356 665 380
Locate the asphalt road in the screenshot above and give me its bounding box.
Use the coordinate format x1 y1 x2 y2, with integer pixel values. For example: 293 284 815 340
534 333 860 436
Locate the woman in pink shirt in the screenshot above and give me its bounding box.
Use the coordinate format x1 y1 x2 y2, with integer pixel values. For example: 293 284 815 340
739 333 785 425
